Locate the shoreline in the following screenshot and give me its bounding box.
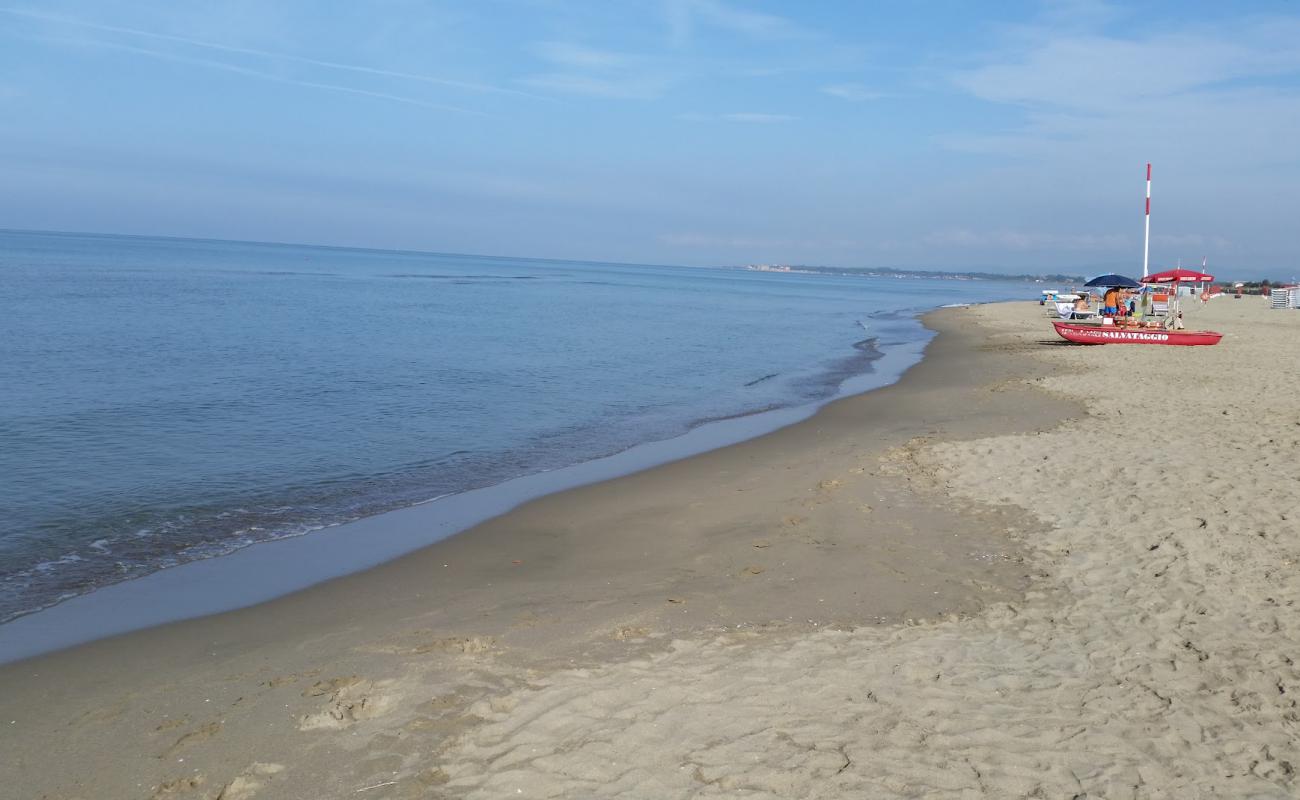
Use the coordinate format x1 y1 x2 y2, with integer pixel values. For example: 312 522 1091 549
0 312 939 663
2 303 1085 798
433 297 1300 798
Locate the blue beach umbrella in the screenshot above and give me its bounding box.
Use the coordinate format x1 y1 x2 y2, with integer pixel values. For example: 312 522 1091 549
1084 273 1142 288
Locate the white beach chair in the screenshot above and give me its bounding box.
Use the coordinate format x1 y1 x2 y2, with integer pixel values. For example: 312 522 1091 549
1055 302 1075 318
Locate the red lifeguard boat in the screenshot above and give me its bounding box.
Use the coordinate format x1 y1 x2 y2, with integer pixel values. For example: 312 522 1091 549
1051 321 1222 346
1050 165 1224 347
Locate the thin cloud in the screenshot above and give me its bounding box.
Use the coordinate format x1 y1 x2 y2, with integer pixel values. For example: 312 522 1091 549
535 41 629 69
722 112 795 123
659 232 857 249
39 35 485 115
942 11 1300 176
665 0 807 46
1153 233 1231 250
696 0 803 38
523 40 674 99
678 112 796 123
522 72 670 99
819 83 884 102
2 6 539 99
952 16 1300 112
923 229 1129 251
661 232 786 248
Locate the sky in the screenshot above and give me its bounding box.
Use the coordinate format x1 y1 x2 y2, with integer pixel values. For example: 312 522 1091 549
2 1 1299 277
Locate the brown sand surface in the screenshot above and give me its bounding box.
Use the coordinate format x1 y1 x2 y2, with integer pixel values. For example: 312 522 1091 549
7 298 1295 798
434 298 1300 798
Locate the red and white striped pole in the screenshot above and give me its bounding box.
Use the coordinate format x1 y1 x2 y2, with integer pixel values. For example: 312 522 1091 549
1142 162 1151 278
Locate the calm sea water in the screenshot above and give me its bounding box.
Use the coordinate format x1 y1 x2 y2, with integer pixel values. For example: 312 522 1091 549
0 230 1026 623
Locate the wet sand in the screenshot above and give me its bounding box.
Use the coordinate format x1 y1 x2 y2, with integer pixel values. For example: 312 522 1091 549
434 298 1300 798
0 301 1169 798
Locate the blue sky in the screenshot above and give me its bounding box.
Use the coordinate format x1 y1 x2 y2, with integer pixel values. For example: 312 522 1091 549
2 1 1299 275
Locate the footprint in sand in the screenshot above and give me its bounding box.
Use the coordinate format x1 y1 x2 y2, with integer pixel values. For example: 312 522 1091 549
75 701 128 726
150 775 204 798
214 763 284 800
415 767 451 787
160 721 221 758
614 625 651 640
298 677 394 731
800 479 845 509
410 636 494 655
361 635 495 657
154 715 190 732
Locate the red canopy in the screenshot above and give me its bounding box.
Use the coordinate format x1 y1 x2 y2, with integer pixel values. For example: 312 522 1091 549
1141 268 1215 284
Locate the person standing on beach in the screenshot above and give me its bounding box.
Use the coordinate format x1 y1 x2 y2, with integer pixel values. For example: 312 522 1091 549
1103 287 1121 317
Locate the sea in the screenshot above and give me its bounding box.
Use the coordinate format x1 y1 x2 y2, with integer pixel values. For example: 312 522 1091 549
0 229 1029 629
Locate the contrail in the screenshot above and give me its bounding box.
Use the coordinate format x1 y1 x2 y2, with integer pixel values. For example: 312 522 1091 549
34 34 488 115
2 7 544 100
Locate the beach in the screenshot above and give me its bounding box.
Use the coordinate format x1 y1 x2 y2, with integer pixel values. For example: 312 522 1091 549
2 230 1024 632
3 297 1298 798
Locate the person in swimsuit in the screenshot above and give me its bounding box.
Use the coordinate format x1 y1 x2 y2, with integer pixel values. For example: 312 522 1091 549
1103 287 1120 317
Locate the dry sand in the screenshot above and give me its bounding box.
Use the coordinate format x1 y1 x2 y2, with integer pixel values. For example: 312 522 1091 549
3 297 1297 799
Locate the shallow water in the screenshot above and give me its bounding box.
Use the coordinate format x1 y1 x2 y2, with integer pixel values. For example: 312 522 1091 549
0 229 1027 622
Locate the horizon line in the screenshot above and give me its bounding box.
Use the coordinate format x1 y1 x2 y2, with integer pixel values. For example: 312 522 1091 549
1 226 1282 280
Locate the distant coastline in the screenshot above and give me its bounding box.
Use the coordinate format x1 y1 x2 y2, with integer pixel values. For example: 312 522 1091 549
738 262 1086 284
